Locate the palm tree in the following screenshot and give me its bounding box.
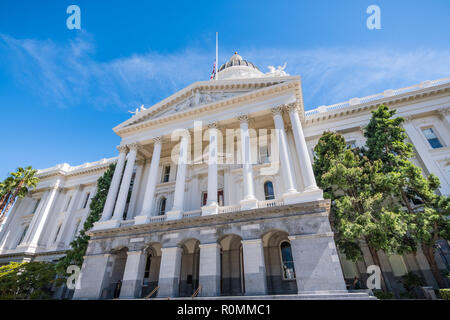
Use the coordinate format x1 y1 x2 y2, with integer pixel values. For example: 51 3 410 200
0 177 15 215
0 167 39 225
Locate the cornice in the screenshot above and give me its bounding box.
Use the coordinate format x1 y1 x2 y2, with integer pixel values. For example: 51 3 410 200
87 199 331 239
114 79 304 137
304 81 450 125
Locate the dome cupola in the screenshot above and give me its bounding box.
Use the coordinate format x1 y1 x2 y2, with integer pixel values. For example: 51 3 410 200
216 52 264 80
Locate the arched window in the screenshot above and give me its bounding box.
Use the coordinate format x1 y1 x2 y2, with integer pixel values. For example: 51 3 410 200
158 197 166 215
264 181 275 200
280 241 296 280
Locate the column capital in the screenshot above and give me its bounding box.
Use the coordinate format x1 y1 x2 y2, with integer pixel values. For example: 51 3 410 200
153 136 163 145
237 114 250 124
438 108 450 117
270 106 284 116
285 102 300 112
117 145 128 153
207 122 219 129
127 142 140 152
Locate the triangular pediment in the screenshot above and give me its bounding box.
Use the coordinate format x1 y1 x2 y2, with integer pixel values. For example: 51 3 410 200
114 76 300 133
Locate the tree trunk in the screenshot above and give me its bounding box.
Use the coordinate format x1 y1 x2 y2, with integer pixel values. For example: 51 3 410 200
0 192 11 215
0 181 24 220
421 243 445 288
368 245 388 292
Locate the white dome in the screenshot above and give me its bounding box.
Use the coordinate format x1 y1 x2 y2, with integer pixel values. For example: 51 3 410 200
217 52 264 80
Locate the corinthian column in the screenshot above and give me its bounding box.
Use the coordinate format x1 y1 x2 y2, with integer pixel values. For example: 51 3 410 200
100 145 128 222
135 137 162 225
286 103 318 191
202 123 219 215
271 106 298 194
167 133 189 220
238 115 258 210
112 143 139 221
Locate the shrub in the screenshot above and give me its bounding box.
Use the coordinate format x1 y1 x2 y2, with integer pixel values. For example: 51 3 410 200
373 290 395 299
439 289 450 300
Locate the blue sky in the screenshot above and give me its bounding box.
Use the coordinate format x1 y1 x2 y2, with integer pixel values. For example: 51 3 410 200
1 0 450 179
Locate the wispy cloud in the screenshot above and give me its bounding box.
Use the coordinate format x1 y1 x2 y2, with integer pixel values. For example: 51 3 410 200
1 32 449 111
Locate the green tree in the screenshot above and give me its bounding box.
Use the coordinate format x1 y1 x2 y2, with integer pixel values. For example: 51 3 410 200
364 105 450 288
313 131 411 291
0 167 39 225
0 261 57 299
56 163 116 276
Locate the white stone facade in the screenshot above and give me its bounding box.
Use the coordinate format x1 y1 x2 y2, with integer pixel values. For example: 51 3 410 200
0 53 449 299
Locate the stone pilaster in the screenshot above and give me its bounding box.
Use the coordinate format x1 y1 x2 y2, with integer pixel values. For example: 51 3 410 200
157 246 183 297
242 239 267 295
199 242 221 296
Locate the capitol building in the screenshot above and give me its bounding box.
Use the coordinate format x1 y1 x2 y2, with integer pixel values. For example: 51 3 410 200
0 53 449 299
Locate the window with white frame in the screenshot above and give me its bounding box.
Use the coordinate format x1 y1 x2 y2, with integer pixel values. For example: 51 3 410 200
17 225 29 246
346 140 357 149
32 198 40 214
161 165 170 183
280 241 296 280
64 196 72 212
72 219 82 240
53 223 62 243
422 127 443 149
259 143 270 164
264 181 275 200
82 192 90 209
157 197 167 215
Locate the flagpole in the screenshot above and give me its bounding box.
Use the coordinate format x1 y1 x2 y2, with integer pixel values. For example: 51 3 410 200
215 32 219 80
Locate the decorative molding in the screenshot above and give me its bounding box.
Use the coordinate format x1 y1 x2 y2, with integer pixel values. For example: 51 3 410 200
153 136 163 144
117 145 128 153
270 106 283 116
127 142 140 152
237 114 249 124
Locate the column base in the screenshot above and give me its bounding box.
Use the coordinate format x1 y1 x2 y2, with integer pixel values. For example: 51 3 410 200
134 215 151 225
240 198 258 210
201 203 219 216
92 219 121 231
283 188 323 205
166 210 183 221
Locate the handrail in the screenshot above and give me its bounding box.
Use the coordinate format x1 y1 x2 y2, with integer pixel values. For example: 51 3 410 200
191 285 202 299
145 286 160 299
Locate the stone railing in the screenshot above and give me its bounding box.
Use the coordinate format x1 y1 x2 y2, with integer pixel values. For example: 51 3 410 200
257 198 284 208
149 215 167 223
182 210 202 219
218 204 241 214
305 76 450 117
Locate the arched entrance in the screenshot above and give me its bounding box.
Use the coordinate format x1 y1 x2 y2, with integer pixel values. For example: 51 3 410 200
219 234 244 296
107 247 128 299
179 239 200 297
262 230 298 295
140 243 162 298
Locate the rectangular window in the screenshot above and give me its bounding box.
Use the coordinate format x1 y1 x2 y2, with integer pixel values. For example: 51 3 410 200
53 224 62 243
162 165 170 183
65 196 72 212
422 128 443 149
82 193 90 209
17 225 29 246
346 140 357 149
32 199 41 214
259 144 270 164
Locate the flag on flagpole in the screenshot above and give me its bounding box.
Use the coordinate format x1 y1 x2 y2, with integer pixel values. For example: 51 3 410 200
210 60 216 80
